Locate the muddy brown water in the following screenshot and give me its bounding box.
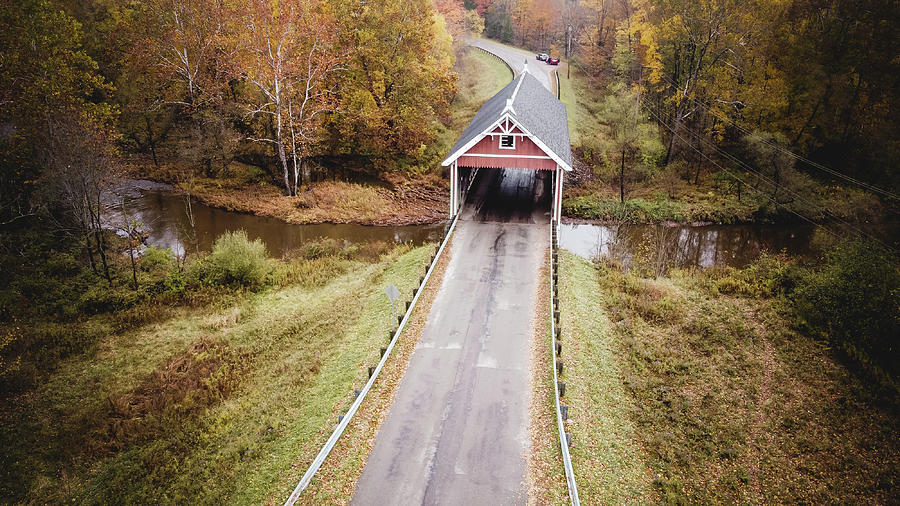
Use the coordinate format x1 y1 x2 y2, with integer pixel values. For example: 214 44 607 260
105 180 445 257
558 222 818 269
108 180 889 269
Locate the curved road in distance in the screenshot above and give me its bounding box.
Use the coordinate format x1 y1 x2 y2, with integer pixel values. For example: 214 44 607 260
468 37 556 92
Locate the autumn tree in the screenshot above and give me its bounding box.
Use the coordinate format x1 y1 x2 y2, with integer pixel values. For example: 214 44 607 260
327 0 456 171
238 0 344 195
41 114 120 282
631 0 756 165
144 0 238 175
743 130 802 208
0 0 113 224
599 25 663 203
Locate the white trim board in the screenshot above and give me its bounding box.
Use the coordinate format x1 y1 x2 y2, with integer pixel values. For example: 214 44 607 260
442 112 572 171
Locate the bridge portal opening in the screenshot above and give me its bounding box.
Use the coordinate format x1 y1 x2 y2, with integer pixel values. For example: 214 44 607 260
464 168 551 223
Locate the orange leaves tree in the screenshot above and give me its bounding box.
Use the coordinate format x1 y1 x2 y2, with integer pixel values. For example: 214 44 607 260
237 0 346 196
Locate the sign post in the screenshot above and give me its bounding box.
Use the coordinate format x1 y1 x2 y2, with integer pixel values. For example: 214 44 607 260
384 283 401 331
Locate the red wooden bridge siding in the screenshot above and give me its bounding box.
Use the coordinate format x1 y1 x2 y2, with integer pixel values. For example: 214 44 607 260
459 134 557 171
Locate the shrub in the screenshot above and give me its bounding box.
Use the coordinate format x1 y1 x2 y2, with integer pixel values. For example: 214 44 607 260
204 230 270 287
79 284 142 314
269 256 351 287
140 246 176 272
792 240 900 378
300 238 348 260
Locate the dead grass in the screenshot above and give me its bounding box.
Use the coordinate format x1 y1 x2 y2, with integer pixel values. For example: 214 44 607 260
183 174 449 226
97 338 246 455
560 251 900 503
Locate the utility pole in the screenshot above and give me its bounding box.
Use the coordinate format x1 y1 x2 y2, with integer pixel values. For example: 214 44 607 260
566 24 572 79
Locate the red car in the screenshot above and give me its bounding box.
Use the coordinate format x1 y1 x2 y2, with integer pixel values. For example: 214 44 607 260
547 57 560 65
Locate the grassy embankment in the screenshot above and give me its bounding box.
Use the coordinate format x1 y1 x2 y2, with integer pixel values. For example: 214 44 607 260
556 67 884 224
434 46 514 153
1 239 438 503
557 250 899 503
297 235 452 503
142 47 513 227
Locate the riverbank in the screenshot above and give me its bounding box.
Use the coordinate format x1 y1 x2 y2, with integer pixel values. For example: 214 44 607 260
561 179 886 225
182 172 448 226
557 250 899 503
554 58 892 226
0 235 437 503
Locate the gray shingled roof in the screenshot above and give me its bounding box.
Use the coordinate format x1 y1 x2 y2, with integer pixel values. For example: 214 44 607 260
445 71 572 169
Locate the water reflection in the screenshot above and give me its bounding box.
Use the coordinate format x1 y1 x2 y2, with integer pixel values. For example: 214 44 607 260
103 180 445 256
559 222 817 269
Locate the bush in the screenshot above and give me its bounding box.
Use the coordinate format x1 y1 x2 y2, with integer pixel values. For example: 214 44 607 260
140 246 176 272
79 284 142 314
714 253 802 298
792 240 900 378
204 230 270 287
268 256 351 287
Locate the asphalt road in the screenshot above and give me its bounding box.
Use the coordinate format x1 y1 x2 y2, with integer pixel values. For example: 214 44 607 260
468 38 556 92
351 169 549 505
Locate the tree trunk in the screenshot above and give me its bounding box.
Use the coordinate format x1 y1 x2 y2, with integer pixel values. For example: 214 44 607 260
144 114 159 167
85 232 97 274
620 149 626 204
129 237 138 290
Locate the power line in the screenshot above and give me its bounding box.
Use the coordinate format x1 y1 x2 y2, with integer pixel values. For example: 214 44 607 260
643 96 896 251
652 73 900 201
639 96 895 251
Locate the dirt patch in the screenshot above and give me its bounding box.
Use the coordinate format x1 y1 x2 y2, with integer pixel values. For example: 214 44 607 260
97 338 246 454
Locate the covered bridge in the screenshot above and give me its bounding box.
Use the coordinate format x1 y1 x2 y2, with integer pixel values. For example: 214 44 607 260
442 65 572 222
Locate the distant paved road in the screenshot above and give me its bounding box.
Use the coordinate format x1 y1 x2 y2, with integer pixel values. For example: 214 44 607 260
469 38 555 92
351 169 549 505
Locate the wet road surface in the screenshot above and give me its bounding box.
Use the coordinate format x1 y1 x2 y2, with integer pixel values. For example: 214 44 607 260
351 169 549 505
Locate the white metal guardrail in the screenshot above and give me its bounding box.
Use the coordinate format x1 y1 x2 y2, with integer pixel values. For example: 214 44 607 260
550 219 580 505
555 69 561 99
283 213 461 505
471 43 516 78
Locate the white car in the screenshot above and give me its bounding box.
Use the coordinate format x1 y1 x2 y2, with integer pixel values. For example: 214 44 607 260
536 53 549 61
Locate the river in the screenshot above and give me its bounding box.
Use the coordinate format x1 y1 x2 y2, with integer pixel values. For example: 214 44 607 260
105 180 445 257
108 180 884 268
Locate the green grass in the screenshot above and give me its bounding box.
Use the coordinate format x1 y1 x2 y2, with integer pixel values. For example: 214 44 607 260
2 245 435 503
558 251 900 503
434 47 514 155
562 175 885 224
558 66 604 147
557 252 652 503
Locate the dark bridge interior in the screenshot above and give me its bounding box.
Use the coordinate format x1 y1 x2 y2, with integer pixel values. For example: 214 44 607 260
462 168 551 224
